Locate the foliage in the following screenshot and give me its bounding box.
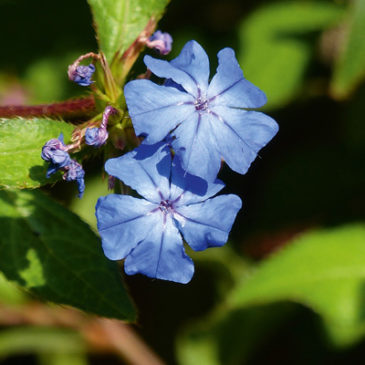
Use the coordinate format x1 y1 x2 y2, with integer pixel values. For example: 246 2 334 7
87 0 169 61
0 0 364 363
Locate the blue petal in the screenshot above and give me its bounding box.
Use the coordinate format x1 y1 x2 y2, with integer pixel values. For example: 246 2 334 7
209 106 279 174
208 48 267 108
124 215 194 284
96 194 158 260
124 79 195 144
144 40 210 97
169 156 225 206
172 112 221 181
175 194 242 251
105 142 172 203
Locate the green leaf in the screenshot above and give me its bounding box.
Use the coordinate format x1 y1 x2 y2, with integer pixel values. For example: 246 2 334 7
229 224 365 346
87 0 170 62
331 0 365 98
0 189 135 320
238 2 344 109
0 118 74 189
0 272 27 306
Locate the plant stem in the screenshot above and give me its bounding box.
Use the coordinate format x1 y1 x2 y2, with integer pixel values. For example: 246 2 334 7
0 96 95 122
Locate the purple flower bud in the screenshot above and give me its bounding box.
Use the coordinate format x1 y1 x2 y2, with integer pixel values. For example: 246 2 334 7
63 160 85 198
41 134 71 177
84 106 117 147
69 64 95 86
85 127 109 147
147 31 173 55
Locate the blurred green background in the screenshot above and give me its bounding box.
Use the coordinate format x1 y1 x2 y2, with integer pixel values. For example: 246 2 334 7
0 0 365 364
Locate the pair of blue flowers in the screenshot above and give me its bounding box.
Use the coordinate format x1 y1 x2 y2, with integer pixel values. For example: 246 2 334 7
96 40 278 284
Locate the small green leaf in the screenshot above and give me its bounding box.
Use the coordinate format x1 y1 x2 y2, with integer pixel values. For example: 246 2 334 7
331 0 365 98
229 224 365 346
238 2 344 109
0 189 135 321
87 0 170 62
0 118 74 189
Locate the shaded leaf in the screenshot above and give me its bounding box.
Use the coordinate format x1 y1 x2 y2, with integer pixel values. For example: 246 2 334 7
331 0 365 98
87 0 169 62
229 224 365 346
0 118 74 189
238 2 344 109
0 189 135 320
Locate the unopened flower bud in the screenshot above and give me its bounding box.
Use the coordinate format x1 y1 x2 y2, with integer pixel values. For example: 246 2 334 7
68 64 95 86
146 31 173 55
85 127 109 147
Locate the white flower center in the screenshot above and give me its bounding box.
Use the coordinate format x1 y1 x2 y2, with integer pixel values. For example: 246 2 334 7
194 97 209 112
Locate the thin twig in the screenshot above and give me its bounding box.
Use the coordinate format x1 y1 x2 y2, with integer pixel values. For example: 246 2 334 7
0 96 96 122
0 302 165 365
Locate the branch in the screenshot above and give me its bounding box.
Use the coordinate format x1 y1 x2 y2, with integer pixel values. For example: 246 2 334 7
0 302 166 365
0 96 96 122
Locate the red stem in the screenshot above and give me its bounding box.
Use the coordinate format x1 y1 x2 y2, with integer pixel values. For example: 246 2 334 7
0 96 96 122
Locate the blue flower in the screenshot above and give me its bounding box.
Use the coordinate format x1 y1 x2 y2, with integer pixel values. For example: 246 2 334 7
146 30 173 55
95 142 242 284
69 64 95 86
124 40 278 180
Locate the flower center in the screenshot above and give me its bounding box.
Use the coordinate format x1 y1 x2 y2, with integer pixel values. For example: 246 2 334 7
159 200 174 214
194 98 209 112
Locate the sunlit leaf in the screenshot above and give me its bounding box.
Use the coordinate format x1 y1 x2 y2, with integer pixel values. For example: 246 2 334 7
0 118 74 189
87 0 170 62
229 224 365 346
238 2 344 109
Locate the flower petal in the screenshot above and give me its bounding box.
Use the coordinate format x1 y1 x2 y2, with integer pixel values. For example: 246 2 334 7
208 48 267 108
105 142 171 203
144 40 210 97
124 79 195 144
209 106 279 174
124 215 194 284
169 156 225 206
175 194 242 251
172 112 221 181
96 195 158 260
